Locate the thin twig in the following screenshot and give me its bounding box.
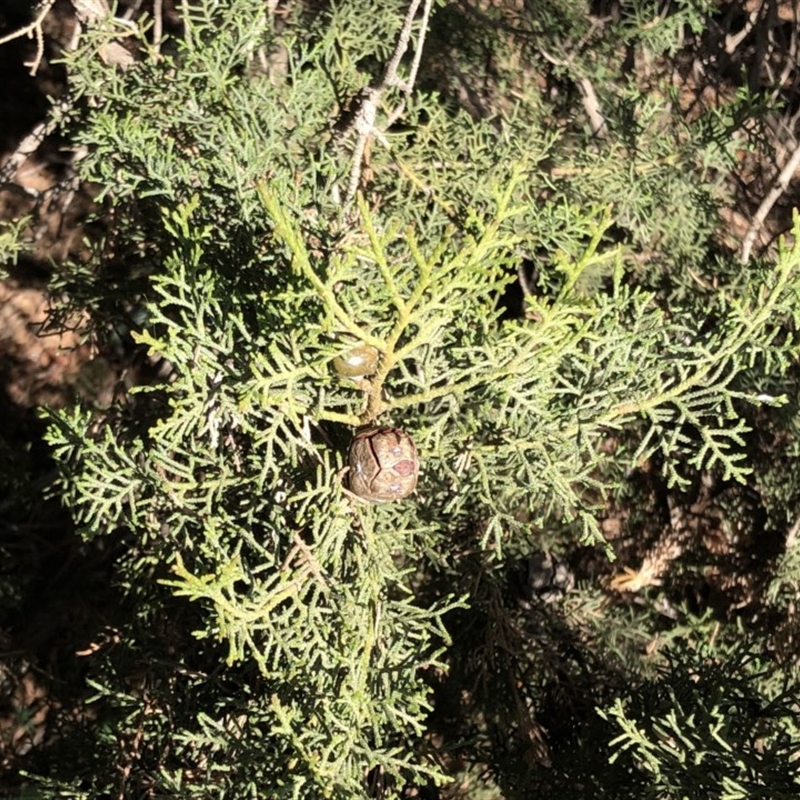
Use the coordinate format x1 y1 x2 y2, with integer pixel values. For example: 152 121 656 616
0 0 57 75
152 0 163 55
741 139 800 263
539 48 607 139
785 511 800 551
725 7 759 54
577 77 608 139
0 100 72 184
382 0 423 88
0 1 87 184
338 0 434 203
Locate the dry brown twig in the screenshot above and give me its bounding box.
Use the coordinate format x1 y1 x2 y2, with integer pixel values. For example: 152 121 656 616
0 0 140 242
538 47 608 140
741 137 800 263
784 511 800 551
0 0 57 75
736 1 800 264
0 100 73 188
336 0 434 203
725 6 760 53
610 501 696 593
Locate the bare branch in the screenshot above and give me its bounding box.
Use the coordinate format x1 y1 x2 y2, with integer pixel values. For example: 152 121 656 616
381 0 423 89
337 0 434 204
577 77 608 139
0 0 57 75
0 100 72 184
538 48 607 139
152 0 163 54
741 139 800 263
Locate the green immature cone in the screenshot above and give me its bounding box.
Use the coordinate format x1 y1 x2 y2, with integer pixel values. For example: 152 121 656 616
332 343 381 380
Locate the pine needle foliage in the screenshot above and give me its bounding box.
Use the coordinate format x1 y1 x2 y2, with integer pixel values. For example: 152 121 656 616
6 0 800 797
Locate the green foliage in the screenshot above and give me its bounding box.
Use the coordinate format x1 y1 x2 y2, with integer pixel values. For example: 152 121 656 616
6 0 800 797
595 644 800 799
0 216 28 274
437 591 800 800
